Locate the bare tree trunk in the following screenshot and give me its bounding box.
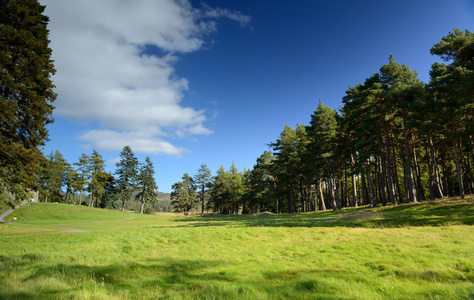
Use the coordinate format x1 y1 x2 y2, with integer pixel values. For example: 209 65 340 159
440 146 451 197
306 181 314 211
350 153 358 207
453 138 465 199
366 159 376 208
402 111 417 203
78 189 83 205
352 174 358 207
383 120 397 205
412 136 425 201
335 177 341 210
425 135 435 201
318 175 326 211
376 155 386 206
428 134 444 198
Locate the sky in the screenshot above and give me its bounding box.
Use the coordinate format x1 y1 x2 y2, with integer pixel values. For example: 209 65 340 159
40 0 474 193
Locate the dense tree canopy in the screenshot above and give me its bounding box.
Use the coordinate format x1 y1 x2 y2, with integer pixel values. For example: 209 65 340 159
0 0 56 207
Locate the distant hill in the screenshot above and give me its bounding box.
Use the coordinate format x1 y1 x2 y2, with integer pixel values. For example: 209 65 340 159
156 191 170 201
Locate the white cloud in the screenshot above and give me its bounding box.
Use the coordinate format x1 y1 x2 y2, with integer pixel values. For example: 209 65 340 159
41 0 249 155
77 129 189 157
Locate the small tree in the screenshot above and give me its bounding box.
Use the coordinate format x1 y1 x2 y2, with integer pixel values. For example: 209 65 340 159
73 153 90 205
115 146 139 211
171 173 197 215
194 164 212 214
87 150 107 207
136 157 158 214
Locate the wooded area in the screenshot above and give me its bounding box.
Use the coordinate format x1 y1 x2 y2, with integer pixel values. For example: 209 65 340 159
172 29 474 215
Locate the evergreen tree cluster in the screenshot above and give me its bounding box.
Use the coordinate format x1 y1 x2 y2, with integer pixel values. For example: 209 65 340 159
172 29 474 215
34 146 161 214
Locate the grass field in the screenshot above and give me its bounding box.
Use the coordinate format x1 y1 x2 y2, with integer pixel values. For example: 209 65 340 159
0 197 473 299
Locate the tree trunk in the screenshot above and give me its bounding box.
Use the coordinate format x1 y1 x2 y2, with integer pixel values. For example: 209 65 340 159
201 186 205 215
366 159 376 208
78 189 83 205
412 137 425 201
306 181 314 211
402 111 417 203
383 120 397 205
335 177 341 210
376 155 385 206
453 138 465 199
352 173 358 207
361 171 368 205
428 133 444 198
440 146 451 197
318 175 326 211
350 153 358 207
425 135 435 201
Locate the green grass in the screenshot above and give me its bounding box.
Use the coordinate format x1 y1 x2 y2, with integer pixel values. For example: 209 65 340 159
0 197 473 299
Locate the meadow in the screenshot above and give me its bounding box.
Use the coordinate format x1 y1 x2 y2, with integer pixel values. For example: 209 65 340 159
0 197 473 299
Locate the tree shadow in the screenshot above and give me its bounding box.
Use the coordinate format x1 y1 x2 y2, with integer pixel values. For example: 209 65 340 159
1 252 471 299
171 197 474 229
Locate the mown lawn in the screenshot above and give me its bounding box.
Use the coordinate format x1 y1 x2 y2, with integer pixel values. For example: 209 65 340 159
0 197 473 299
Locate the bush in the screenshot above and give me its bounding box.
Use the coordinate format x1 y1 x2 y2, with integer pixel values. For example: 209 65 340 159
144 207 155 215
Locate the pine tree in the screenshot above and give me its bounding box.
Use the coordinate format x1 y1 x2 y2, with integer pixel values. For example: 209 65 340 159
380 55 424 203
136 157 158 214
270 125 299 213
87 150 107 207
37 150 67 203
73 153 90 205
171 173 197 215
308 100 340 210
0 0 56 205
194 164 212 215
429 29 474 199
115 146 139 211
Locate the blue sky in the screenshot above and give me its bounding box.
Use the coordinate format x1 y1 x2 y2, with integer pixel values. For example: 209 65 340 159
40 0 474 193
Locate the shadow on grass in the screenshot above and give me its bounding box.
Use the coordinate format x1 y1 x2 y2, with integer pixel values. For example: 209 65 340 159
0 255 352 299
171 197 474 229
1 253 472 299
0 254 231 299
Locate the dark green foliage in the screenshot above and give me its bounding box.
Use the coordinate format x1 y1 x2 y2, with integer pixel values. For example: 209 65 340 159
171 173 197 215
0 0 56 206
87 150 108 208
194 164 212 214
136 157 158 214
37 150 68 203
115 146 139 212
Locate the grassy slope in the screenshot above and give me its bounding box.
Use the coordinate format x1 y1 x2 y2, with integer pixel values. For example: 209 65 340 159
0 197 473 299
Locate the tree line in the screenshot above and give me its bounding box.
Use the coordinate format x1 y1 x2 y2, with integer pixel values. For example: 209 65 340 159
36 146 160 214
171 29 474 214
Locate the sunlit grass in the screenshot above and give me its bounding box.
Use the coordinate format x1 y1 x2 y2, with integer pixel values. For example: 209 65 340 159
0 196 473 299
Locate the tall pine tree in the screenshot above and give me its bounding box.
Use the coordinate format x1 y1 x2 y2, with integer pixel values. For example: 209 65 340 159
0 0 56 206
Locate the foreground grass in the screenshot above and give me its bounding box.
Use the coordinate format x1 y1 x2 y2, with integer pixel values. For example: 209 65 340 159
0 197 473 299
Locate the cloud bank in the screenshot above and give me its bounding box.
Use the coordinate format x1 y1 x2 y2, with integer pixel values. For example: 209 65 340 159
42 0 249 156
